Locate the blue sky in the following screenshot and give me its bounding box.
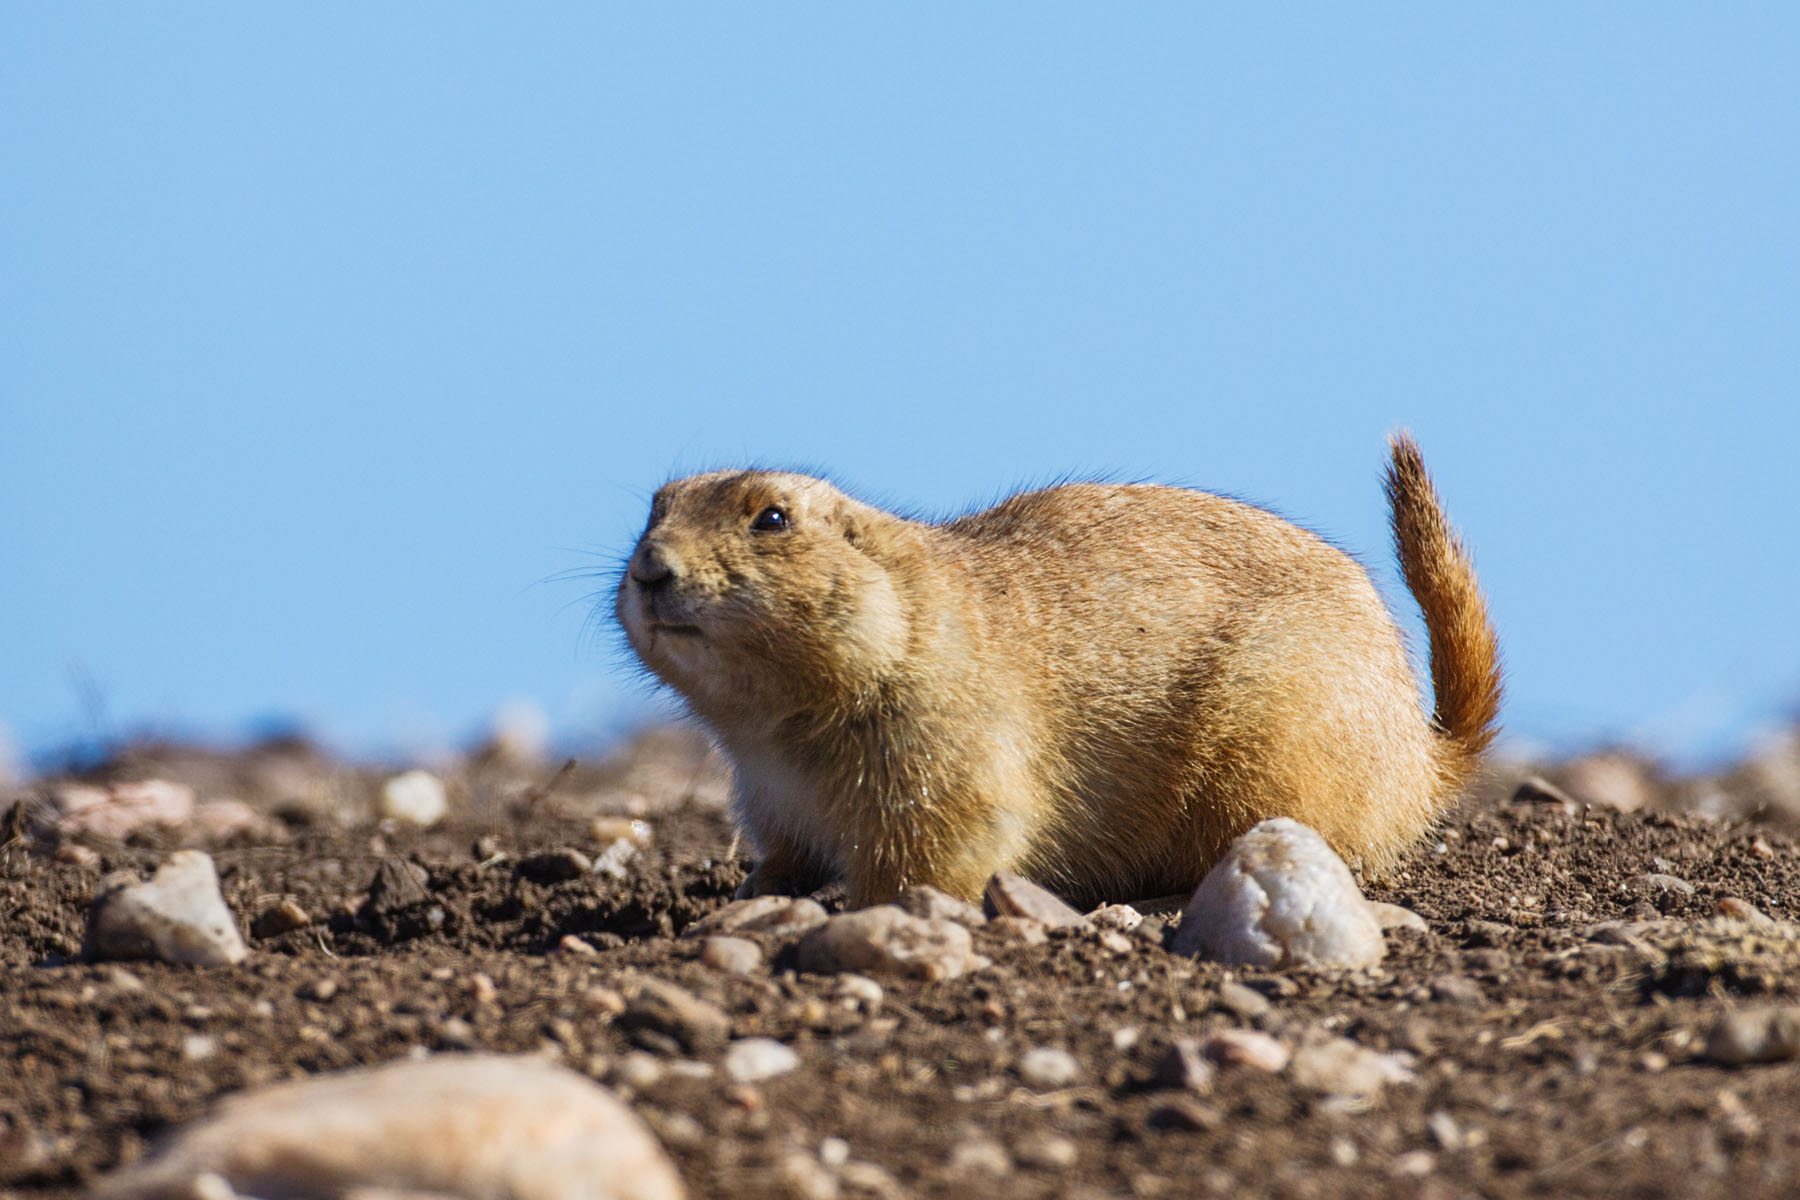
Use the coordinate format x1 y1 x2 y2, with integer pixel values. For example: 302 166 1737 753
3 7 1795 771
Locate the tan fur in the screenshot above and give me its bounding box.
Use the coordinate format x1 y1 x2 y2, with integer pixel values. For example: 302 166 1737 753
616 434 1501 908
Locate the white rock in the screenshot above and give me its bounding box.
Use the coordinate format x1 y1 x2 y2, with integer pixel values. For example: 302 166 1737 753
1088 903 1144 931
90 1053 685 1200
1171 819 1384 969
723 1037 801 1083
795 906 982 982
83 850 249 966
380 769 448 827
50 779 195 841
1287 1037 1414 1097
593 839 640 880
1016 1046 1080 1089
1202 1028 1291 1073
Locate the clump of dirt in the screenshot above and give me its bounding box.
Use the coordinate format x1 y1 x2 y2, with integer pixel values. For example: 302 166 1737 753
6 727 1800 1198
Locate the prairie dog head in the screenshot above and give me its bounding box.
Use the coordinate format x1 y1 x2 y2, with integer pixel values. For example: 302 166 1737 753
617 470 911 722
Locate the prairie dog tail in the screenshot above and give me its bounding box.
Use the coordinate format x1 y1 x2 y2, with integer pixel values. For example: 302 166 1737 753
1384 432 1503 781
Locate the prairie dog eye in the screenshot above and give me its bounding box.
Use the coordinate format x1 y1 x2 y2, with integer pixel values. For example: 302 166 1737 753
751 506 790 533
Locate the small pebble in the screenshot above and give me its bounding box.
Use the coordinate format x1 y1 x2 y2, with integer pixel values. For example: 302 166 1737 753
589 816 654 847
1367 901 1429 934
984 872 1089 929
251 898 311 940
105 967 145 992
1716 897 1776 929
1013 1133 1077 1169
1146 1097 1221 1132
1215 980 1273 1021
1202 1029 1290 1073
948 1139 1012 1175
517 848 592 883
777 1151 840 1200
581 984 625 1015
379 770 448 827
898 884 988 928
592 838 638 880
1429 974 1485 1007
1016 1046 1080 1089
55 843 102 870
1390 1149 1436 1178
1088 903 1143 931
1097 930 1134 955
612 1051 667 1090
1705 1006 1800 1065
819 1137 851 1167
986 916 1048 945
722 1037 800 1083
1641 872 1696 898
685 895 830 939
1287 1037 1413 1097
1149 1039 1214 1092
300 977 341 1003
795 906 982 982
833 974 884 1009
619 977 732 1055
838 1161 903 1198
700 935 764 974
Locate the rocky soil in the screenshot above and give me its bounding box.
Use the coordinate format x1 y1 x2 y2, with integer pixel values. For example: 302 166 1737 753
6 723 1800 1198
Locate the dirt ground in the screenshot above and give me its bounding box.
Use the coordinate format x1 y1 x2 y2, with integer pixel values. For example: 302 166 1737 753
6 725 1800 1199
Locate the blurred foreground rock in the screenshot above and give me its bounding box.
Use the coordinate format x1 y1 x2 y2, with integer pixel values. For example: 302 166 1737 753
91 1053 685 1200
45 779 194 841
83 850 248 966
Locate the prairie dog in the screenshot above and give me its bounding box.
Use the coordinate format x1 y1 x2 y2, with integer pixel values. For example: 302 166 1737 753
616 435 1501 909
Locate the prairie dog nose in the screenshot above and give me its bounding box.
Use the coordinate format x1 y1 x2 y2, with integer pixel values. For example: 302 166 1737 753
629 540 675 586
